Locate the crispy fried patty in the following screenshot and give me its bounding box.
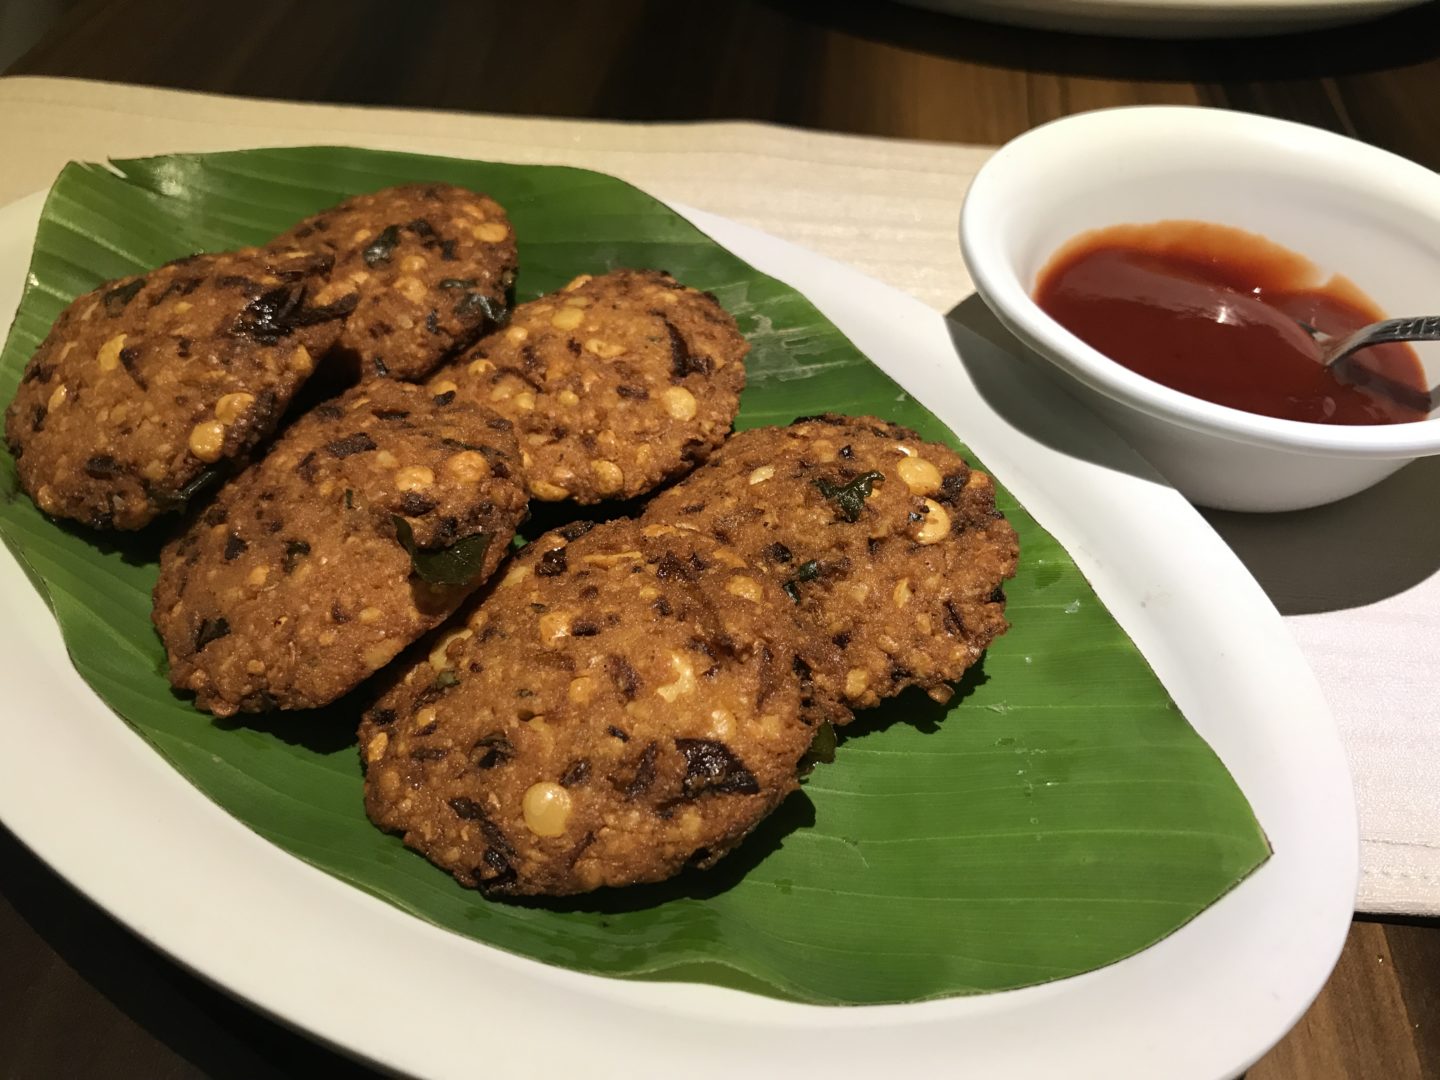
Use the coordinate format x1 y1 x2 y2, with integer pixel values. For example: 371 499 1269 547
275 184 517 381
153 380 527 716
4 247 354 530
360 518 817 896
642 415 1019 715
434 269 747 504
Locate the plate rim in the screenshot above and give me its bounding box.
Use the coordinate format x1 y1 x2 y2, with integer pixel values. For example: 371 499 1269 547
0 183 1357 1080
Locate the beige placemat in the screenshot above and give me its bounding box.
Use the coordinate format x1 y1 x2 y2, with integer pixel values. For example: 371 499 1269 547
0 76 984 312
1 75 1435 915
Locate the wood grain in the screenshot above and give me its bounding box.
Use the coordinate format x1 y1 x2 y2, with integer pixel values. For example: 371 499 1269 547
9 0 1440 167
4 1 1440 1077
1252 922 1425 1079
2 0 1440 164
0 825 378 1079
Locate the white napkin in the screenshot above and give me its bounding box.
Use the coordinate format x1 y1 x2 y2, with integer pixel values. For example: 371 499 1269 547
1205 462 1440 915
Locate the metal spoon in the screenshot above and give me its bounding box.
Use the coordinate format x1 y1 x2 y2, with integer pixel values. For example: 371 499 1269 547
1308 315 1440 371
1302 316 1440 414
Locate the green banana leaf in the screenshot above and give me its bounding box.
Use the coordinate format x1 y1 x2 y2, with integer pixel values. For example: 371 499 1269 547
0 148 1268 1005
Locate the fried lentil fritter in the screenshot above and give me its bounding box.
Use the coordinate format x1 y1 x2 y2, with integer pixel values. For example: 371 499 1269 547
360 518 817 896
434 269 747 504
275 184 517 381
642 415 1019 714
153 380 527 717
4 247 355 530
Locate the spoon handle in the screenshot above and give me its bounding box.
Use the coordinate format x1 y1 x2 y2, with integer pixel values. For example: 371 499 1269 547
1321 315 1440 368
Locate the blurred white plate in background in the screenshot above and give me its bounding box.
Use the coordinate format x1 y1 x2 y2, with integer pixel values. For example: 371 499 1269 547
897 0 1424 38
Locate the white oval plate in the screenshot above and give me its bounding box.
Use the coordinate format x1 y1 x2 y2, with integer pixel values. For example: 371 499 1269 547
0 189 1356 1080
896 0 1422 37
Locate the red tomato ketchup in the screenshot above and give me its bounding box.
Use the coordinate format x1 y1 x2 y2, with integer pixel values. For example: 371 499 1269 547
1033 221 1430 425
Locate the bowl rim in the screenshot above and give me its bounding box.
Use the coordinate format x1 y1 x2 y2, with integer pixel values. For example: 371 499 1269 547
960 104 1440 459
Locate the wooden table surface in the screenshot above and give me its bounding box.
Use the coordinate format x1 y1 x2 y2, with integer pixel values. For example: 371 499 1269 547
3 1 1440 1077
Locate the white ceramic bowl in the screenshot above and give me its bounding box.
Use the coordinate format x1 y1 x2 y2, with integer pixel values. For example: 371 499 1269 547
960 105 1440 512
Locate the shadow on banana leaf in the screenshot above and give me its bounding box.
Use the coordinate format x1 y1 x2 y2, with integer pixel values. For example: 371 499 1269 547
837 661 988 742
47 510 179 568
509 662 988 917
515 489 650 544
208 686 368 756
503 789 818 916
